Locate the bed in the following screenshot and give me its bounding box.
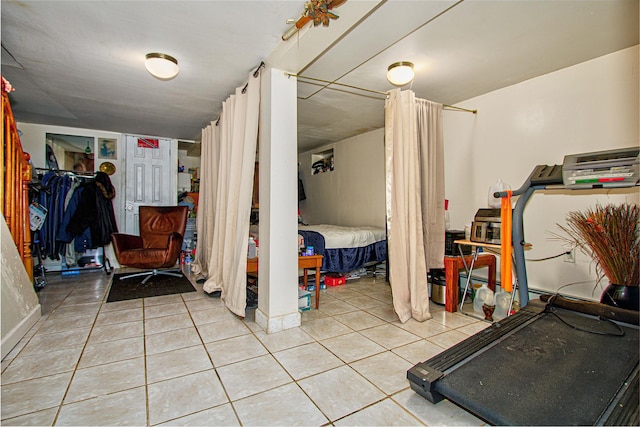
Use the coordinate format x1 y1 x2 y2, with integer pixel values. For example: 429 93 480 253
298 224 387 273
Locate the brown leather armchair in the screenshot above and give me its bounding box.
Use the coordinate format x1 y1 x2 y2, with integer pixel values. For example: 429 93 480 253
112 206 189 284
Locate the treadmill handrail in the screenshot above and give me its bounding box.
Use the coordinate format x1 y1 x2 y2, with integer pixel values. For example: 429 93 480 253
492 166 547 307
493 164 638 308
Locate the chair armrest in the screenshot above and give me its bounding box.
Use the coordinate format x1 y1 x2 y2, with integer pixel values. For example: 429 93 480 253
112 233 143 253
165 231 184 264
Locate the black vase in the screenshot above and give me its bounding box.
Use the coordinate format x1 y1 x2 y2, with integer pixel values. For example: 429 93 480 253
600 283 640 311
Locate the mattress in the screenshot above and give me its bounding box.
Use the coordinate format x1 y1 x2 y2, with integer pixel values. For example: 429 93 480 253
298 224 385 249
298 224 387 273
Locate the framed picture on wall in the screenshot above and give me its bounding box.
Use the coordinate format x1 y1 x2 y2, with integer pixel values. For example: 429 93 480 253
98 138 117 159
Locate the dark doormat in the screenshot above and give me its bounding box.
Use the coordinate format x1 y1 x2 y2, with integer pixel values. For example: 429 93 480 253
107 272 196 303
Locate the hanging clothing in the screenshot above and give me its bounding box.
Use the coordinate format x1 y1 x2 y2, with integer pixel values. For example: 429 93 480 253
37 172 75 259
67 171 118 247
58 184 92 254
34 170 117 262
57 178 89 266
298 177 306 202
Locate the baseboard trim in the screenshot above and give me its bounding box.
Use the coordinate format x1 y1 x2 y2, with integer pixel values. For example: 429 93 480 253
255 309 301 333
1 304 42 361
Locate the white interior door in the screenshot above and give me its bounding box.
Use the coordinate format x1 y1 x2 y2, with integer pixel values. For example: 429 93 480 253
123 134 176 235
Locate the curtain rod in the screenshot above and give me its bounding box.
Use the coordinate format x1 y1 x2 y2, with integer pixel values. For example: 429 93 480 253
286 72 477 114
34 167 96 177
241 61 266 94
216 62 266 126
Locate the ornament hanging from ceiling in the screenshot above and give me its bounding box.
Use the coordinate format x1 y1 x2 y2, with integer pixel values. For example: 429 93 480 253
282 0 348 40
306 0 346 26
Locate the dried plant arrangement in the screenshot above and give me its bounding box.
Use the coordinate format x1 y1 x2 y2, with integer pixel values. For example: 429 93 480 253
558 202 639 288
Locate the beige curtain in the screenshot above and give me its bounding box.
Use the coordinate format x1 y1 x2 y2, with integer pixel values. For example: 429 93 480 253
193 69 261 317
385 89 445 323
192 123 219 280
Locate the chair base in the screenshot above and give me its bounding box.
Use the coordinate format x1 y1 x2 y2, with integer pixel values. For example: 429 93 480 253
119 268 183 284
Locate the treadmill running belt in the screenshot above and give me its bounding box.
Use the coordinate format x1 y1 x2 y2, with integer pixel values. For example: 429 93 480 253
435 308 639 425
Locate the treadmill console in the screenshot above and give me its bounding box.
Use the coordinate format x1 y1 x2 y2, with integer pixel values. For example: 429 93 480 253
563 146 639 189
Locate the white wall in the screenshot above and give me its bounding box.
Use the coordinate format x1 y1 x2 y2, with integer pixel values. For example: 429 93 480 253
298 128 385 228
178 150 200 193
178 150 201 175
256 67 300 332
444 45 639 301
1 218 41 360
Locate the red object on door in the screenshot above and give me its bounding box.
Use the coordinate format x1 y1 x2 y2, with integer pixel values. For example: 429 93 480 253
138 138 159 148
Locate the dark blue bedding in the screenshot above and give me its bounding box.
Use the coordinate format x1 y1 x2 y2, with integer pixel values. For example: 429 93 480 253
298 230 386 273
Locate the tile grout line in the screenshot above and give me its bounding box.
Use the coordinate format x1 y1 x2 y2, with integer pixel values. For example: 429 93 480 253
142 294 151 426
51 276 107 426
182 291 243 425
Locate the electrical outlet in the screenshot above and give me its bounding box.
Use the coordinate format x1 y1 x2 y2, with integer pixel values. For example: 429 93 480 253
564 249 575 263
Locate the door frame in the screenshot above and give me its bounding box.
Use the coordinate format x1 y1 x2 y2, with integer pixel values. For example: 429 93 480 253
122 134 178 235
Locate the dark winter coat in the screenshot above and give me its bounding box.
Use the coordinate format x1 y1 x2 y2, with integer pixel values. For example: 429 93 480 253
67 172 118 247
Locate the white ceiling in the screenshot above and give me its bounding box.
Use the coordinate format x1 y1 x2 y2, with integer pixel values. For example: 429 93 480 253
2 1 638 153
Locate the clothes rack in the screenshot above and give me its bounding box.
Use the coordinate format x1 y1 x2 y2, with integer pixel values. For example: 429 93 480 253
30 168 115 278
34 167 95 177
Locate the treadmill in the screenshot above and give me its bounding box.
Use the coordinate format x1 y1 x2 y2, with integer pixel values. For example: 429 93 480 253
408 149 640 425
408 298 639 425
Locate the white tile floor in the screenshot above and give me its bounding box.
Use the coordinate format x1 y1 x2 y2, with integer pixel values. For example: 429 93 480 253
1 269 489 426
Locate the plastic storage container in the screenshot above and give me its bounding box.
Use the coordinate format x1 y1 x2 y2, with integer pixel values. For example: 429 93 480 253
248 237 257 258
488 179 510 208
493 290 511 320
444 199 451 230
473 283 495 313
324 273 346 287
298 289 311 311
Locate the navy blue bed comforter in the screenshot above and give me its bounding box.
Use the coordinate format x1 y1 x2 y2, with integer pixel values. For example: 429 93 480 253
298 230 386 273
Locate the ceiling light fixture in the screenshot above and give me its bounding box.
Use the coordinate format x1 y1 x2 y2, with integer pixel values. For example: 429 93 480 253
387 61 415 86
145 52 179 80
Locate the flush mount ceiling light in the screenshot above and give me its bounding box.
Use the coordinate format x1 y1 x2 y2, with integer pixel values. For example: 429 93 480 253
145 52 179 80
387 61 415 86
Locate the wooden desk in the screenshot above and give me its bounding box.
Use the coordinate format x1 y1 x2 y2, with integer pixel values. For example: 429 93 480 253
443 254 496 313
246 255 324 309
246 257 259 274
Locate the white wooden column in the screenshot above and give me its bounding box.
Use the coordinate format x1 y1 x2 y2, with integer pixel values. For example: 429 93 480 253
255 67 299 333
